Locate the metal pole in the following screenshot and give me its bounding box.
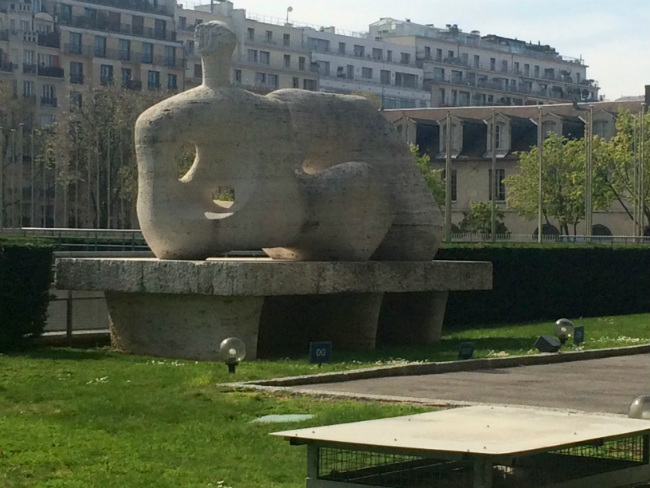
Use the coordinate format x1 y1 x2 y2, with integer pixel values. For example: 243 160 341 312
445 111 452 242
641 103 646 237
491 109 497 241
537 106 543 243
106 129 111 229
30 129 35 226
585 106 593 238
10 129 16 228
0 126 4 229
96 131 100 228
18 123 24 228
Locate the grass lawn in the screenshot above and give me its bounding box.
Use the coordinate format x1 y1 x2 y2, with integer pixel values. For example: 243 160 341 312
0 313 648 487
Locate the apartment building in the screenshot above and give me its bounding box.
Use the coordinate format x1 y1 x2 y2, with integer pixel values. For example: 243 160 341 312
370 18 599 108
383 100 643 237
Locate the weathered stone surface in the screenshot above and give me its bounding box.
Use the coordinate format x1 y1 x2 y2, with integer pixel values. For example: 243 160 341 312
55 258 492 296
135 21 442 261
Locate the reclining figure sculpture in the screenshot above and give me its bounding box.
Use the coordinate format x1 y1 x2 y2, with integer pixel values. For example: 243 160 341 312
135 21 443 261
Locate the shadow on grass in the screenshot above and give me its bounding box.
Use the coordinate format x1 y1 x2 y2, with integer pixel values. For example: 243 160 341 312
10 346 115 361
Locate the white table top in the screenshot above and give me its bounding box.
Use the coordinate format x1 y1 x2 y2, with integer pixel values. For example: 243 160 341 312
273 406 650 456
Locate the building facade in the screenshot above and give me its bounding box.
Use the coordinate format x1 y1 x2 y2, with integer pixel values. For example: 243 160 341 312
383 100 645 237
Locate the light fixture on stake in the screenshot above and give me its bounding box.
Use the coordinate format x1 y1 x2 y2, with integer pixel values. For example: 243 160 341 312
219 337 246 374
553 318 574 344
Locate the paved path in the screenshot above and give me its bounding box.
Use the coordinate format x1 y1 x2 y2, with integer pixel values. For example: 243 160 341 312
291 354 650 415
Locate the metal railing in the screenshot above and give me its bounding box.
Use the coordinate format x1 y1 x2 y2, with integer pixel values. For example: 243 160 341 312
1 228 150 252
449 233 650 245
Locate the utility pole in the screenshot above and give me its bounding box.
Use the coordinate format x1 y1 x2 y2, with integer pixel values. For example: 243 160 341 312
445 111 452 242
490 109 497 241
537 106 543 243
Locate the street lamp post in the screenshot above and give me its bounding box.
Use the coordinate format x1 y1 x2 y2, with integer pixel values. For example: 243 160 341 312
584 105 593 239
445 111 452 242
490 109 497 242
537 106 543 243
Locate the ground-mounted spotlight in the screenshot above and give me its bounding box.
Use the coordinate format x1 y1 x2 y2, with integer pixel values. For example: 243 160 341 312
534 335 561 353
628 395 650 419
554 318 574 344
219 337 246 374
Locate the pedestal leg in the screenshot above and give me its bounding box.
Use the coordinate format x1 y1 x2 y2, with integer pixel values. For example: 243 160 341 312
106 291 264 360
377 291 449 345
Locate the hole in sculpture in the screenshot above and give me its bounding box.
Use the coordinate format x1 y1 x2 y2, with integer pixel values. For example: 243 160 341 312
177 142 198 181
213 186 235 209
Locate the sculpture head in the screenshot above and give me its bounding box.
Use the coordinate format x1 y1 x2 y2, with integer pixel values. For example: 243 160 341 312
195 20 237 56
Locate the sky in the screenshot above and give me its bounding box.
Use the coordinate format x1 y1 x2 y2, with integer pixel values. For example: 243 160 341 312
187 0 650 101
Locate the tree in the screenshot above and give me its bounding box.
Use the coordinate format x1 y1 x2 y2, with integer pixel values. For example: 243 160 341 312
602 109 650 229
410 144 445 213
458 201 509 235
44 87 169 228
504 131 613 235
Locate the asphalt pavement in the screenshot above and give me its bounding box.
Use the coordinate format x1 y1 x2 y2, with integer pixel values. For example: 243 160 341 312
286 353 650 415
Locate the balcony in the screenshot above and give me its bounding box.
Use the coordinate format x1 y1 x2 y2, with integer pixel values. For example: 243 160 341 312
147 82 160 90
124 79 142 91
38 31 60 48
0 62 14 72
100 76 114 86
64 43 83 55
38 66 64 78
23 63 37 74
58 16 177 42
72 0 171 16
70 73 84 84
40 97 57 107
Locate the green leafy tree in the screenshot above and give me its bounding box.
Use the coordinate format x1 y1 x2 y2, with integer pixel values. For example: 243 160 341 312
458 201 509 235
505 131 613 235
410 144 445 213
602 109 650 226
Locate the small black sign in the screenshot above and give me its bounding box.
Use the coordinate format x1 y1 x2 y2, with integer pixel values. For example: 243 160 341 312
309 342 333 365
574 326 585 345
458 342 475 360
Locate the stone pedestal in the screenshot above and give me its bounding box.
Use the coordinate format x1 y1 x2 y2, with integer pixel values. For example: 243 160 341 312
55 258 492 360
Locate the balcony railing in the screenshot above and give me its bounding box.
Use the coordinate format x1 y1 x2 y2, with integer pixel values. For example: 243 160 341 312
23 63 37 74
70 73 84 84
40 97 57 107
58 16 177 42
38 66 64 78
124 79 142 91
38 31 60 48
0 62 14 72
100 76 114 86
70 0 171 16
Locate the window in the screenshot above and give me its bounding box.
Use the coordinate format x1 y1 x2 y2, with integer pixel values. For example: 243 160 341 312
60 4 72 22
362 67 373 79
448 50 454 59
380 70 390 84
424 46 431 59
319 61 330 76
164 46 175 67
298 56 305 70
179 16 186 29
142 42 153 64
494 124 503 149
353 45 365 57
259 51 270 65
100 64 113 85
489 168 506 201
23 80 33 97
386 50 392 62
438 88 446 105
148 70 160 89
186 40 194 55
247 49 258 63
436 48 442 61
121 68 131 84
372 48 382 60
167 74 177 90
490 58 496 71
338 42 346 54
292 77 299 88
194 63 202 78
70 91 82 109
395 72 417 88
451 70 462 83
346 64 354 79
267 74 278 88
69 32 81 54
303 79 317 91
234 69 241 83
514 61 520 73
400 52 410 64
247 28 254 40
433 67 445 81
501 60 508 72
524 63 530 76
283 33 290 46
41 83 56 106
255 72 266 85
154 19 166 39
70 62 83 84
119 39 130 60
309 38 330 52
534 65 540 77
474 55 480 68
265 30 272 42
461 53 468 65
94 36 106 57
284 54 291 68
132 15 143 35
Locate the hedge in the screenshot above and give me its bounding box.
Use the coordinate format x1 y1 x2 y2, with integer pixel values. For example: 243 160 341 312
436 243 650 326
0 237 53 351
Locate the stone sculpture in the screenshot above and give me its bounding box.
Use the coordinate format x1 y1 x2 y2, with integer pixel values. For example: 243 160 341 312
135 21 443 261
